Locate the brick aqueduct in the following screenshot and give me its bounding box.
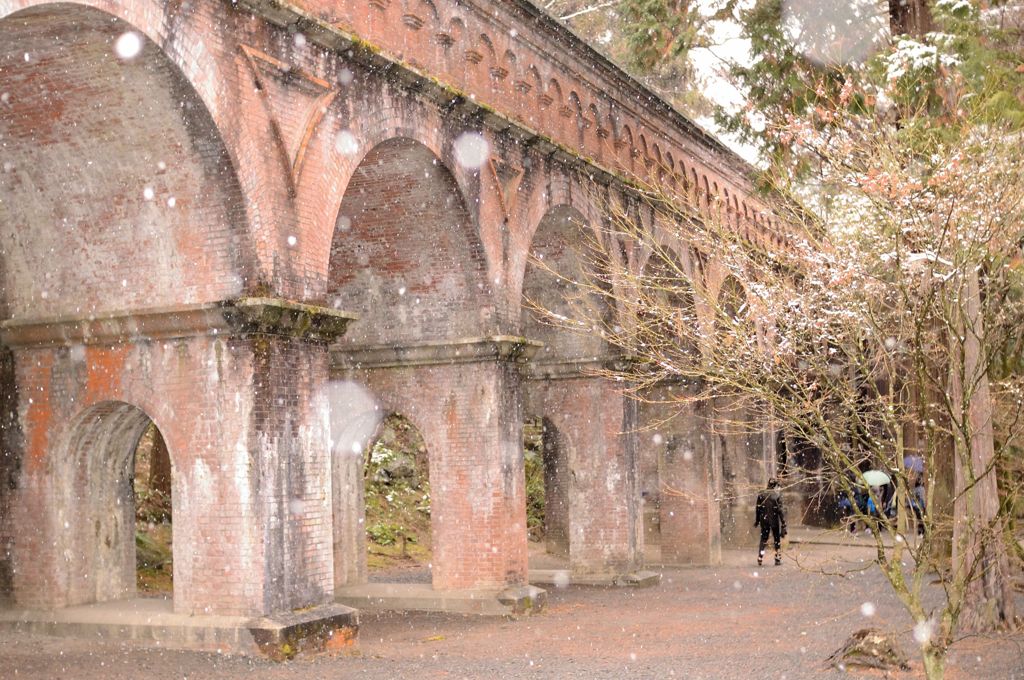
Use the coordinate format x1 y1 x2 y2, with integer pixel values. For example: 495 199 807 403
0 0 791 645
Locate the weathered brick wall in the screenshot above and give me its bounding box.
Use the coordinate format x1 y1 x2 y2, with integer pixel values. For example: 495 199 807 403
524 376 642 575
713 396 772 548
7 333 333 617
328 137 494 345
637 385 721 565
337 360 528 591
0 4 252 318
521 205 611 362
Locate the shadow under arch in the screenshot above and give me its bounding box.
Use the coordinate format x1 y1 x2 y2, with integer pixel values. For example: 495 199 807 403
55 400 176 607
0 3 254 321
327 136 494 346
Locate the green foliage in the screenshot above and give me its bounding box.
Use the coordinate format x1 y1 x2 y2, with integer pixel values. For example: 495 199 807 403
524 448 546 540
366 522 403 546
363 415 432 565
620 0 703 70
135 487 171 524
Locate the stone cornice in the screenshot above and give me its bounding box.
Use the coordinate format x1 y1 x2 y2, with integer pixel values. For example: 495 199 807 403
522 356 627 381
332 336 541 370
235 0 785 241
0 298 358 348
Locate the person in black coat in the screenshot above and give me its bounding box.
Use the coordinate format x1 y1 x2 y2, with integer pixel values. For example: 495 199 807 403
754 478 787 566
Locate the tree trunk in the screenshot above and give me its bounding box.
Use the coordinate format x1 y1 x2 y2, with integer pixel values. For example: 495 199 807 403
949 270 1016 632
889 0 932 37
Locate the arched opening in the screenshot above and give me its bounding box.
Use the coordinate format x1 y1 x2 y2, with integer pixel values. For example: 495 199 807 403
713 276 762 547
635 251 698 554
327 137 491 345
521 206 622 571
132 423 173 595
362 414 432 582
328 138 493 591
0 3 249 612
59 402 175 606
522 415 570 558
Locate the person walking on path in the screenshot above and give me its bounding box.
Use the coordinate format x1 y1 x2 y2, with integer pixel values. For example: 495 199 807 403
755 478 787 566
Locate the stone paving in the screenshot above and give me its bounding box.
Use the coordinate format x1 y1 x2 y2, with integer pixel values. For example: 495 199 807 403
1 539 1022 679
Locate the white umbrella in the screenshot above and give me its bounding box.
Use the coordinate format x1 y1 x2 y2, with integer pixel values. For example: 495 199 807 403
862 469 891 486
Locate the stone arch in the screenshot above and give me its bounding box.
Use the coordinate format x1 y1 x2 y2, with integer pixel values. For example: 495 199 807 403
521 204 611 362
638 242 697 350
52 401 175 607
716 274 749 325
0 2 252 320
327 137 493 346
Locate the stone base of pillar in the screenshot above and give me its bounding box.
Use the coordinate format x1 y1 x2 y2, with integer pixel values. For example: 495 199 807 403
335 583 547 616
0 600 359 659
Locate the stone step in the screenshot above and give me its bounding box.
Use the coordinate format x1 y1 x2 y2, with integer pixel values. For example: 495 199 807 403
336 583 546 616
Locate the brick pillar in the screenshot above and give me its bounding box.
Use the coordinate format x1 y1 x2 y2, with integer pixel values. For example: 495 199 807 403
658 399 722 565
1 299 355 617
526 367 643 576
334 338 535 591
715 395 762 548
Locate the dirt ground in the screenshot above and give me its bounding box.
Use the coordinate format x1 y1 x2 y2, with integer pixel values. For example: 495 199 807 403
2 542 1022 680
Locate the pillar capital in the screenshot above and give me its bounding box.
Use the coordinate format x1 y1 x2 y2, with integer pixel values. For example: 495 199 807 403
332 335 540 370
0 298 358 348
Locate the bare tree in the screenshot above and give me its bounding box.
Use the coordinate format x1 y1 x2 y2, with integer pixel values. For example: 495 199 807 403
528 102 1023 678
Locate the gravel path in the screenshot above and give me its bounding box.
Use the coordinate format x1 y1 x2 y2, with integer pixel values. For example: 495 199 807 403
2 542 1022 679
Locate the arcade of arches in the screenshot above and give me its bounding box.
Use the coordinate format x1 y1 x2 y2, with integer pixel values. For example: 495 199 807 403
0 0 794 650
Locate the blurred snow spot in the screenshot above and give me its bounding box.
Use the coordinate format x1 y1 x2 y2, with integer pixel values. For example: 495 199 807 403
289 498 305 515
287 235 297 247
552 570 570 588
166 196 176 208
682 448 694 462
293 33 307 48
115 32 143 60
913 618 935 645
143 187 155 201
0 92 9 106
652 433 663 445
732 580 742 590
338 68 354 86
781 0 887 67
860 601 876 617
337 215 352 232
324 381 382 460
335 130 360 156
453 132 489 170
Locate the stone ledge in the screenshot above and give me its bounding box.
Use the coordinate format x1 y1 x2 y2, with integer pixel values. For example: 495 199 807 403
335 582 546 616
0 298 358 348
332 336 541 369
522 356 625 380
528 569 661 588
0 599 359 659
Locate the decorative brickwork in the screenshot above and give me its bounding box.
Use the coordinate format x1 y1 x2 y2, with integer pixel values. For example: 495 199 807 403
0 0 765 629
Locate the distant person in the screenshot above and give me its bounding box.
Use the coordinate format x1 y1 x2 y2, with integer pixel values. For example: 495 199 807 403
754 478 787 566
